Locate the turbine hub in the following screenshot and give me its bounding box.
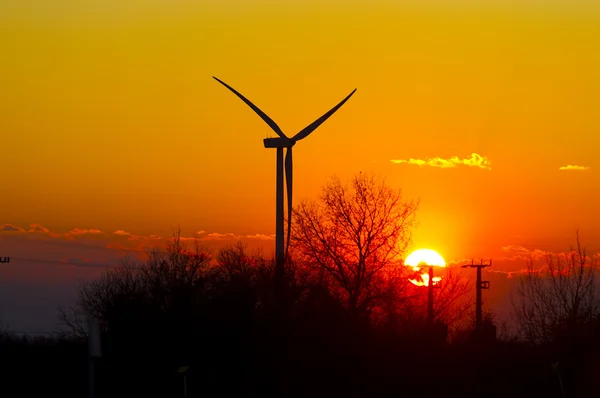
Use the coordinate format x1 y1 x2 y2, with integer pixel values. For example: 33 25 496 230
263 137 295 148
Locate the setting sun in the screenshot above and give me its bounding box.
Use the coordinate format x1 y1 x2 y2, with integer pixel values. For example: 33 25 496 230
405 249 446 270
406 249 446 286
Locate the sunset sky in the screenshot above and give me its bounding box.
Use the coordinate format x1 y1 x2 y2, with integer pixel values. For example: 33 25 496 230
1 0 599 332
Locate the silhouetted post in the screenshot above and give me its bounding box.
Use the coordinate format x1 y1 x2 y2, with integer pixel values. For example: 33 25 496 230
178 366 190 398
275 147 285 315
87 316 102 398
461 259 491 329
427 266 435 324
552 361 566 398
476 266 482 325
274 147 287 397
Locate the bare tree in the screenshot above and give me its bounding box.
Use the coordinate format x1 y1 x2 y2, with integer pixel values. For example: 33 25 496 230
291 173 419 318
57 304 87 339
57 229 212 336
433 267 472 327
217 241 262 283
511 232 599 344
397 267 471 335
0 320 10 340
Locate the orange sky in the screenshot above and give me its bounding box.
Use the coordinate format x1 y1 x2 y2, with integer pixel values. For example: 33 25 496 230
1 1 599 331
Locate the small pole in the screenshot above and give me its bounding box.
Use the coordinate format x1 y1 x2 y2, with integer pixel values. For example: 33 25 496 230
558 372 565 398
178 366 190 398
87 316 101 398
476 264 482 326
184 374 187 398
89 357 95 398
427 265 434 324
552 361 566 398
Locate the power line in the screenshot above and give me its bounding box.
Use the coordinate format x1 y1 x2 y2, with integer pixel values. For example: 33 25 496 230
3 329 63 337
1 250 214 269
0 250 173 269
5 256 125 269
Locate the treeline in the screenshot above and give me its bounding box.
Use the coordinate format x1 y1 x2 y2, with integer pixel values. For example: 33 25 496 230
1 174 600 397
3 237 595 398
59 237 472 398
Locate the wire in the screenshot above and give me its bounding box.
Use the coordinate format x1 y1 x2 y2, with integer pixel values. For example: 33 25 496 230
2 330 62 337
0 247 176 269
5 256 132 269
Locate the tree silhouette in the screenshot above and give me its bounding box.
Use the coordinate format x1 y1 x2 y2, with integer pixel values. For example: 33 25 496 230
397 267 472 336
0 321 10 341
291 173 419 319
57 232 275 396
511 232 600 344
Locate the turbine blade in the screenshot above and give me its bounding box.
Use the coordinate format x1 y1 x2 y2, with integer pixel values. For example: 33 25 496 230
291 88 357 142
213 76 287 139
284 147 293 261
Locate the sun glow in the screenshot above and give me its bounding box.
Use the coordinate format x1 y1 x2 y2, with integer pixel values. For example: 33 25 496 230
405 249 446 287
410 272 442 287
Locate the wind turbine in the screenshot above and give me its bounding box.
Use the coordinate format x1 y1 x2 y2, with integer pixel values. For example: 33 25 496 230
213 76 356 300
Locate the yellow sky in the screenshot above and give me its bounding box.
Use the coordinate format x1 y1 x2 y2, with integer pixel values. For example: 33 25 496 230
1 1 599 264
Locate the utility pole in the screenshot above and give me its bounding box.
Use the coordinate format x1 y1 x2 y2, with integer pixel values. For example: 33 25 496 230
427 266 435 324
461 259 491 329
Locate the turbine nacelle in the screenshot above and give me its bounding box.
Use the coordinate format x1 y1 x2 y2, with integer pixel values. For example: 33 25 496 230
263 137 295 148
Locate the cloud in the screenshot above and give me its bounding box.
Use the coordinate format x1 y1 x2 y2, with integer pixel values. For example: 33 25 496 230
486 267 546 279
67 228 103 236
1 224 25 232
490 244 600 278
27 224 49 233
113 230 165 241
201 232 274 241
390 152 491 170
202 232 241 240
7 223 110 240
0 223 60 238
197 230 207 235
246 234 276 240
446 256 532 278
71 228 103 235
128 234 163 241
500 245 550 261
559 165 590 171
447 258 471 266
176 236 202 241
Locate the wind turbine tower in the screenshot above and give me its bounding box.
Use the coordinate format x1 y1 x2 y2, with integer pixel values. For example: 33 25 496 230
213 77 357 309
